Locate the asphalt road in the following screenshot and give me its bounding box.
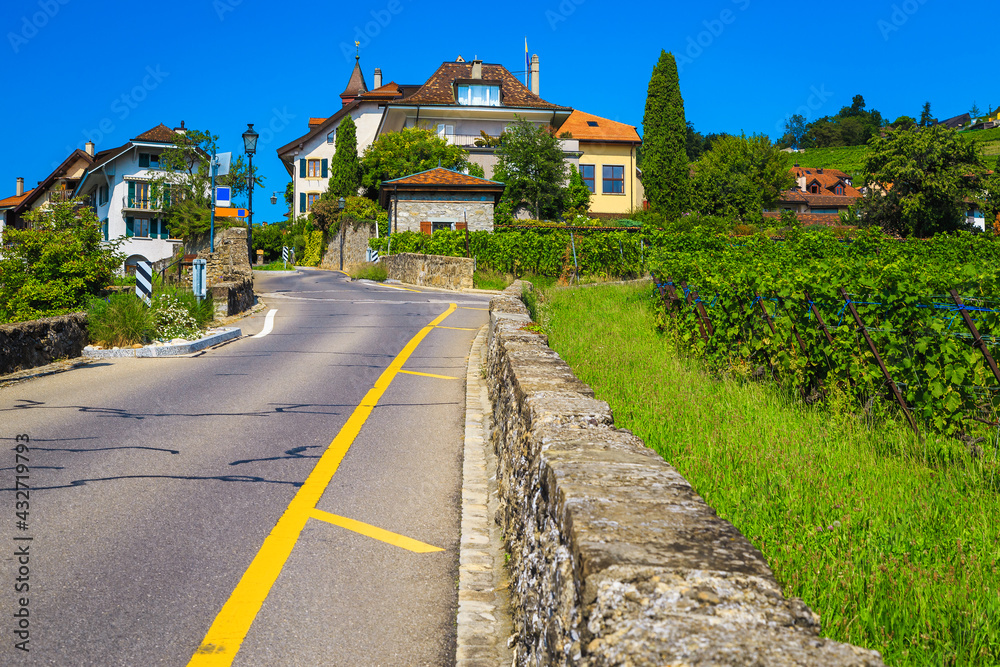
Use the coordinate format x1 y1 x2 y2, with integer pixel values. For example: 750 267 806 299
0 269 492 666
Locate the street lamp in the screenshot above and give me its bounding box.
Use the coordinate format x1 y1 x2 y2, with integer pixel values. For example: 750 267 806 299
242 123 259 264
271 191 279 205
338 196 346 211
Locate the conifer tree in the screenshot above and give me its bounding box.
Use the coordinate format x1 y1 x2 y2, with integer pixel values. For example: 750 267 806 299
641 50 688 218
328 116 361 199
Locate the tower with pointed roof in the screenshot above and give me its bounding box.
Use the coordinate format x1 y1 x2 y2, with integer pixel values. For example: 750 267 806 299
340 52 369 107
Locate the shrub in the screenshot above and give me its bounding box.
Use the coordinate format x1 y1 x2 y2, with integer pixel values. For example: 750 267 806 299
350 262 388 281
87 293 154 347
152 293 200 340
301 230 324 266
156 285 214 328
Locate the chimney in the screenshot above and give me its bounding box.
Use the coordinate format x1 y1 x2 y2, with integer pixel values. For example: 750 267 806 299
85 141 95 156
817 168 823 174
16 177 24 196
174 120 186 134
793 163 800 168
530 54 540 96
373 68 382 89
471 59 482 79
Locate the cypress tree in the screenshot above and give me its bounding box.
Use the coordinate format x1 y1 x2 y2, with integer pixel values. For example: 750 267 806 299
328 115 361 199
641 50 688 218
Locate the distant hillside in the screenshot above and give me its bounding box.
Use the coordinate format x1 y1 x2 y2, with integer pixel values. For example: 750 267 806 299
784 127 1000 178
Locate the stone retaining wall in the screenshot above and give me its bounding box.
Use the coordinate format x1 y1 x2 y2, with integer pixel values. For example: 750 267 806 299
0 313 88 375
382 253 474 290
486 282 884 666
209 277 255 318
320 220 376 273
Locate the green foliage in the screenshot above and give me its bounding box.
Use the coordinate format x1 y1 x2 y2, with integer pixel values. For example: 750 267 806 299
301 229 324 266
327 115 361 199
493 117 569 220
919 101 934 127
800 94 884 148
472 268 510 290
493 201 515 226
360 127 469 196
855 125 986 237
0 199 124 323
648 228 1000 435
86 293 154 346
252 224 285 262
542 283 1000 667
777 113 807 150
350 262 388 281
641 50 689 218
566 164 592 212
466 162 486 178
151 293 200 340
155 284 214 328
689 134 793 223
343 195 382 221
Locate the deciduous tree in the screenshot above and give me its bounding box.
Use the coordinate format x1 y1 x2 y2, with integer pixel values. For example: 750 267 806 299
360 127 468 196
854 125 986 237
493 117 568 220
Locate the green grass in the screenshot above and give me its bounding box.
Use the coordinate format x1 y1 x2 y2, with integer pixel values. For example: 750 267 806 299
472 270 560 291
962 127 1000 158
254 259 295 271
539 283 1000 666
790 145 868 177
350 262 388 281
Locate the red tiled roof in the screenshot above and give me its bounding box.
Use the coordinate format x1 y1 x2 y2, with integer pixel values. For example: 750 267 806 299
361 81 404 100
790 166 850 181
132 123 178 143
764 211 845 226
384 167 504 187
557 110 640 143
0 189 34 208
308 117 327 128
402 61 567 110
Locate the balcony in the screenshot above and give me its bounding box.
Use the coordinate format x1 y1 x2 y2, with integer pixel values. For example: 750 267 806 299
122 195 164 212
442 133 501 148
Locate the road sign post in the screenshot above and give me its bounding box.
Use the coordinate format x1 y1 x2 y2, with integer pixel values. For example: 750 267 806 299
193 259 207 300
134 260 152 306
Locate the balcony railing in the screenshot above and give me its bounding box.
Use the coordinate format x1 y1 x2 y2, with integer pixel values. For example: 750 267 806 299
123 195 165 211
443 134 501 148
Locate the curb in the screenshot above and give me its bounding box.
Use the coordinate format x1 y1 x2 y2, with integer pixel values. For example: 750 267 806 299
456 325 512 666
82 327 242 358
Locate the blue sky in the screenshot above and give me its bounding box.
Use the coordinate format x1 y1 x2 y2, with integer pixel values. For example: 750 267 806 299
0 0 992 223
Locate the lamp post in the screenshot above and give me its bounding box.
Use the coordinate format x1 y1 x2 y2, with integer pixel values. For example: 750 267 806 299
242 123 259 264
270 191 279 205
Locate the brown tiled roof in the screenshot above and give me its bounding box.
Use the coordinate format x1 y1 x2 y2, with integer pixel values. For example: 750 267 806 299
0 189 34 208
802 193 859 207
361 81 404 100
557 110 640 143
341 58 368 99
132 123 178 143
790 166 850 181
384 167 504 187
401 61 567 109
90 142 130 169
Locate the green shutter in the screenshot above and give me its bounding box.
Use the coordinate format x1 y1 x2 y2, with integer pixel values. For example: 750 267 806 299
299 158 306 178
125 217 134 237
300 192 306 213
321 159 328 178
127 181 135 207
161 220 170 239
138 153 150 168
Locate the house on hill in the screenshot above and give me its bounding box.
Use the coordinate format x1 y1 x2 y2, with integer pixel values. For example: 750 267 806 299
765 165 862 225
0 147 98 232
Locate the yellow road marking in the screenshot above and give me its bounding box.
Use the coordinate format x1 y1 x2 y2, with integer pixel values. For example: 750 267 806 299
309 509 444 553
378 283 421 293
434 326 477 331
398 369 459 380
188 303 458 666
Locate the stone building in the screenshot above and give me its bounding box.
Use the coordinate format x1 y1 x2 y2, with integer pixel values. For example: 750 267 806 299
379 167 505 233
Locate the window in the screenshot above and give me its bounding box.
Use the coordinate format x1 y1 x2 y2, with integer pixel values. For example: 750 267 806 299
457 84 500 106
327 130 336 144
138 153 160 170
98 184 109 206
307 193 321 211
810 184 820 194
128 181 151 208
432 221 454 232
307 159 322 178
602 165 624 194
437 124 455 140
579 165 595 193
587 120 599 127
835 185 844 195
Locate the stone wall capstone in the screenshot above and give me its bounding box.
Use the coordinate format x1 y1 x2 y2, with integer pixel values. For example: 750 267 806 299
382 253 474 290
486 282 885 666
0 313 88 375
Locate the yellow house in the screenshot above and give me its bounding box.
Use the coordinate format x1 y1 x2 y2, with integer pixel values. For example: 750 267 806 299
558 110 644 217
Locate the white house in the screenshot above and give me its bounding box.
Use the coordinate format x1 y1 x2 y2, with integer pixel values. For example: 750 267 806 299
277 54 578 218
74 123 186 270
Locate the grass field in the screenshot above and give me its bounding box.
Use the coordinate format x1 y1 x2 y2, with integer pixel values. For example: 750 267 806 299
539 282 1000 666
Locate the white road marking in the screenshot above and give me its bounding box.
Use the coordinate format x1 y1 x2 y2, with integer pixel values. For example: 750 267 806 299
253 309 278 338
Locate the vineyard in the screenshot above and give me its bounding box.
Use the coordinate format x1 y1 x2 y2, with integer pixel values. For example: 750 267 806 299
648 227 1000 438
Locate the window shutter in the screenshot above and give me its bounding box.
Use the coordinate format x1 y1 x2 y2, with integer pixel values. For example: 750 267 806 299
300 192 307 213
127 181 135 206
420 221 433 235
456 222 467 231
150 219 159 238
299 158 306 178
159 219 169 239
138 153 149 168
321 159 328 178
125 216 134 237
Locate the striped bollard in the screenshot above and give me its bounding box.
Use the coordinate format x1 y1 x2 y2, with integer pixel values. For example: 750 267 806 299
135 260 152 306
